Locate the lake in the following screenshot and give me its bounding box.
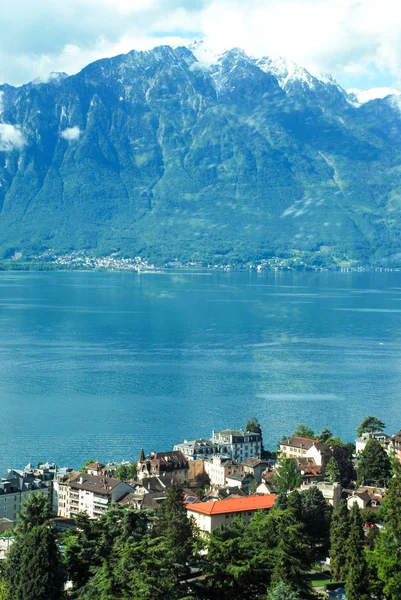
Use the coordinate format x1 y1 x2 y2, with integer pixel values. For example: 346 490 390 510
0 269 400 472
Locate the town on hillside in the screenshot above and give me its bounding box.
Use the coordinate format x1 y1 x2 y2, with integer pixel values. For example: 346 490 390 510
0 414 399 599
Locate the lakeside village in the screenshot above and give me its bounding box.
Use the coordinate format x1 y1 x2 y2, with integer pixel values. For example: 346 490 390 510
4 249 397 273
1 416 401 598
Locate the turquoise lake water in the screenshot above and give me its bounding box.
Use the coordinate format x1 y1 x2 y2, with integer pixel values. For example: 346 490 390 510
0 270 400 471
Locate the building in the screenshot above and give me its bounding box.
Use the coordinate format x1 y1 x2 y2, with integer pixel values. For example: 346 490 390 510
299 482 342 507
241 458 270 481
204 456 241 487
86 462 105 476
279 437 330 467
0 470 51 523
137 451 189 484
55 473 134 519
188 459 205 483
173 439 219 459
392 430 401 463
211 429 262 460
356 432 392 455
347 487 386 511
186 495 276 533
225 472 254 492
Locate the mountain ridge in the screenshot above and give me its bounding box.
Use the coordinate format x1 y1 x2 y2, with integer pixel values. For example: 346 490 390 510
0 44 401 267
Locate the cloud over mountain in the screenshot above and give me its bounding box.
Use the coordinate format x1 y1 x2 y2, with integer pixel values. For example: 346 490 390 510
0 0 401 92
0 124 25 152
60 126 81 141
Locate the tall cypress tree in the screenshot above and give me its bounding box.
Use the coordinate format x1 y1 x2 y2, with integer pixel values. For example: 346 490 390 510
329 499 349 581
345 503 369 600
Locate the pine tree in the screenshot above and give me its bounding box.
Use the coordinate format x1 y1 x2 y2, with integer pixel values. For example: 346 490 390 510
357 416 385 437
357 439 391 486
271 508 313 598
329 499 349 581
18 492 53 534
155 484 195 576
300 486 332 559
345 503 369 600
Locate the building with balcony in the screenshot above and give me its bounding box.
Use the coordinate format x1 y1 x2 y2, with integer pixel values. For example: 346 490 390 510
55 473 134 519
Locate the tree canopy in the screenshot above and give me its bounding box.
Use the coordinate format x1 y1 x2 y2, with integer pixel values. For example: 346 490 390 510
357 416 385 437
357 439 391 487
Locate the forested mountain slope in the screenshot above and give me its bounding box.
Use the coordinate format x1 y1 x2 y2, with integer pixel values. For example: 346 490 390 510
0 44 400 265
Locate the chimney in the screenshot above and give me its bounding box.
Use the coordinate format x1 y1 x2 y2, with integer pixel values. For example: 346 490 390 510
79 476 83 484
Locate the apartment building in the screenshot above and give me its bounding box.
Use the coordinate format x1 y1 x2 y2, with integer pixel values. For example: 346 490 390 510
55 472 134 519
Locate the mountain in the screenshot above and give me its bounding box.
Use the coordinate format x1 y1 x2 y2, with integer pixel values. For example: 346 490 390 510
1 44 401 266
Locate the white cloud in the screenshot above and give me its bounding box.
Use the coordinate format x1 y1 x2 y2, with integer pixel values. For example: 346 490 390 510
0 0 401 90
0 124 26 152
60 126 81 141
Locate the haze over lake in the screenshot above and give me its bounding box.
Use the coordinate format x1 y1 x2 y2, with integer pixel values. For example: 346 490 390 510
0 270 400 471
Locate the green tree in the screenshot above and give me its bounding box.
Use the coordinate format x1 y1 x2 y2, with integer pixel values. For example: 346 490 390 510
4 524 64 600
114 462 137 481
357 416 385 437
368 529 401 600
317 428 333 443
328 441 355 486
293 424 315 439
329 499 349 581
357 439 391 487
271 508 313 598
246 416 262 435
203 518 258 600
381 459 401 538
246 416 267 457
18 493 53 534
0 580 7 600
345 503 369 600
300 486 332 558
266 581 301 600
274 456 302 496
155 484 195 576
325 456 341 483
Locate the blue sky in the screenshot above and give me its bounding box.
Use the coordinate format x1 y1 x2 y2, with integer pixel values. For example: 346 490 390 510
0 0 399 91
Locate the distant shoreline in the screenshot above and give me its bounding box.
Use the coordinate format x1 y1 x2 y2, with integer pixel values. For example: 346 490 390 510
0 260 399 274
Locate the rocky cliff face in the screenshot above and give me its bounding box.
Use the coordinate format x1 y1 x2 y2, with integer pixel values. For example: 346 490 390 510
0 44 400 265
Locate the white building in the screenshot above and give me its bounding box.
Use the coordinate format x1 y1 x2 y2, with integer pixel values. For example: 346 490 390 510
187 495 276 534
279 437 330 467
55 473 134 519
355 432 392 455
204 456 241 487
211 429 262 461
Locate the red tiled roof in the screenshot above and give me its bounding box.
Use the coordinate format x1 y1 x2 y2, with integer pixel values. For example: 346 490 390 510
186 494 276 516
87 462 105 469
